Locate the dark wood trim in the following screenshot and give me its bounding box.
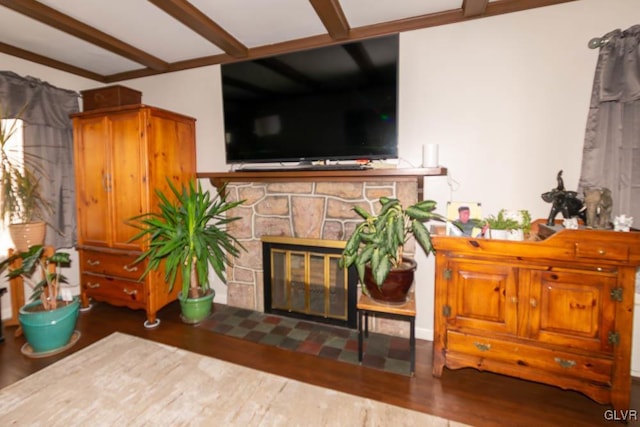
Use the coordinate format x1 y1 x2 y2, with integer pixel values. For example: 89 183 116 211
196 167 447 200
1 0 577 82
0 0 169 71
148 0 248 58
463 0 490 17
0 41 106 82
310 0 350 40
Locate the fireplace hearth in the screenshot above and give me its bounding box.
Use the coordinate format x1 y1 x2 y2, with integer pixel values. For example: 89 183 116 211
262 236 357 329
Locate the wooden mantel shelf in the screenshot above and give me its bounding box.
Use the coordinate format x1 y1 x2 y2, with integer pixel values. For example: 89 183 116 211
197 167 447 197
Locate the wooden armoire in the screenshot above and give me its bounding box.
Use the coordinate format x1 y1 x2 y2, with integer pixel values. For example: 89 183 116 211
72 104 196 327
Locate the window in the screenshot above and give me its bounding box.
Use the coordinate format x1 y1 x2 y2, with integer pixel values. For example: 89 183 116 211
0 117 24 254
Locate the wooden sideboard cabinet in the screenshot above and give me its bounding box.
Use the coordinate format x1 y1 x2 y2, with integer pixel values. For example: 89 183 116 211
432 222 640 412
72 105 196 326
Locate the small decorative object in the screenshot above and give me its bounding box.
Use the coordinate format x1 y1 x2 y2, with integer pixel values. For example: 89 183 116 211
541 170 586 226
614 214 633 232
446 201 485 237
563 217 579 229
484 209 532 241
583 187 613 229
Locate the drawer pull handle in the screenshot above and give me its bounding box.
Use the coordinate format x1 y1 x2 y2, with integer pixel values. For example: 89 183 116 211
123 288 138 296
554 357 576 368
529 298 538 308
87 259 100 266
86 282 100 289
510 296 518 304
598 249 606 255
123 265 138 272
474 342 491 352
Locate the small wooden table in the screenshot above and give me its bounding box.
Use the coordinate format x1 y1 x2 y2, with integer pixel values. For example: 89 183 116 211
357 291 416 375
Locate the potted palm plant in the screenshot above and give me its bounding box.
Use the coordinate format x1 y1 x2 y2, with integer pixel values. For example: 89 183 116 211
0 245 78 355
127 179 245 324
340 197 446 303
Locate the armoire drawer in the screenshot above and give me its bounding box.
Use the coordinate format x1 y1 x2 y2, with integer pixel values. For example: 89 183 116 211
447 331 613 385
82 273 146 305
81 251 144 281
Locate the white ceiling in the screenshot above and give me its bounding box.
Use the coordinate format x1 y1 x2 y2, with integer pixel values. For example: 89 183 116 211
0 0 576 83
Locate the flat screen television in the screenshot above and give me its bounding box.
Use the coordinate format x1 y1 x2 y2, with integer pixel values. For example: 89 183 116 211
221 34 399 166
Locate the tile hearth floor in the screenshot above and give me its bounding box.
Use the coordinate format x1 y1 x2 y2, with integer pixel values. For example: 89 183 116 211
198 303 413 376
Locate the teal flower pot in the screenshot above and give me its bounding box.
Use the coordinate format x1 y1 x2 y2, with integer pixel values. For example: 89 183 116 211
178 290 215 324
19 297 80 353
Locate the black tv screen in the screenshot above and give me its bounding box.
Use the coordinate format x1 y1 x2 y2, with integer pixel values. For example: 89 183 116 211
222 34 398 165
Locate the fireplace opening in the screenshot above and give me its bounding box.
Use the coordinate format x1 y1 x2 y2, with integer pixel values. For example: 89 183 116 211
262 236 357 329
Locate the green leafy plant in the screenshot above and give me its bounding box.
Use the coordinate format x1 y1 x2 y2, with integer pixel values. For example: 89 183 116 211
485 209 532 233
0 245 71 310
0 103 52 225
127 179 246 299
339 197 446 287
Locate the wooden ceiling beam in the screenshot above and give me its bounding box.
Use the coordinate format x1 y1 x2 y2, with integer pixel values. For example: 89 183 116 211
0 0 169 71
309 0 350 40
0 41 106 82
463 0 489 17
148 0 248 58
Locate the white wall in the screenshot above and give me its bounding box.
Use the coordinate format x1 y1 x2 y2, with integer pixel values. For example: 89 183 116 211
2 0 639 342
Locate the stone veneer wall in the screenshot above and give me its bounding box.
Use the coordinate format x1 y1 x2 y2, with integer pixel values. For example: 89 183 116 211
223 179 418 336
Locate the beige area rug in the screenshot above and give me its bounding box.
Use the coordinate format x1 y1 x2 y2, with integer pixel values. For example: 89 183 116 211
0 332 469 426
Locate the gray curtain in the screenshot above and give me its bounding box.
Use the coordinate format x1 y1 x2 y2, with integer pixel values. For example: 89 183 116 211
578 25 640 223
0 71 80 248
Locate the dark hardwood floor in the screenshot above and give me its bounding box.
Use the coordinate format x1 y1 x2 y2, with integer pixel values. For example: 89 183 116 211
1 301 638 426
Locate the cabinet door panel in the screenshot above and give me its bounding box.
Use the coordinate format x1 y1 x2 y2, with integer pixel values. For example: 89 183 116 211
529 269 617 353
74 116 110 246
447 260 517 335
109 112 145 249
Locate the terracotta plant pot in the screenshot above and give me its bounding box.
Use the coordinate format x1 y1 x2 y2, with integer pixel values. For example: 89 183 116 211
363 257 416 304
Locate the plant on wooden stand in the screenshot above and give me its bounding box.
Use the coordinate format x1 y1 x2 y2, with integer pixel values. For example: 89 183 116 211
0 103 53 251
127 179 246 323
339 197 446 304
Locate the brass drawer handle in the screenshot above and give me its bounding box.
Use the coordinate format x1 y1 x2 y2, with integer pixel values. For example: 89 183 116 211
474 342 492 352
87 259 100 266
86 282 100 289
529 298 538 308
123 265 138 272
123 288 138 296
554 357 576 368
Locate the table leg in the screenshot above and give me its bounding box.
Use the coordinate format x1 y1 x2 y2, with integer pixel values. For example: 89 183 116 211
358 310 364 362
410 316 415 375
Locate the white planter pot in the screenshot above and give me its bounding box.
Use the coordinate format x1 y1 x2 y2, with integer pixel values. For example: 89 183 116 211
489 229 524 241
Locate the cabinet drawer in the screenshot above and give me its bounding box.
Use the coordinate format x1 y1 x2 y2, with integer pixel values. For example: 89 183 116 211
81 251 144 281
82 273 146 305
447 331 612 384
575 242 628 261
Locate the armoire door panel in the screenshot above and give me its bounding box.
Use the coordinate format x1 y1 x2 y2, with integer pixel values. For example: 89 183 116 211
109 112 146 249
74 116 110 246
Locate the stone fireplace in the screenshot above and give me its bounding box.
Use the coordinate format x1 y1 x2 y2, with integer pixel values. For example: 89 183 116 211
199 168 446 335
